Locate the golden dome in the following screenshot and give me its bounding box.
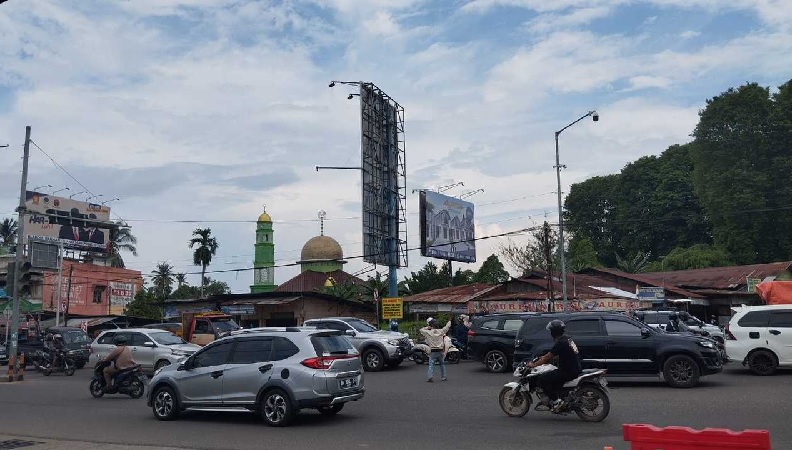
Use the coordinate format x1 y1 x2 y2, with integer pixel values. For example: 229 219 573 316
258 211 272 222
300 235 343 261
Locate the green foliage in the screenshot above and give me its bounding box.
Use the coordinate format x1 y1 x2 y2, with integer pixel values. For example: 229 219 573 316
125 288 163 320
615 251 652 273
498 223 558 276
319 277 360 301
170 277 231 299
109 222 137 268
649 245 734 271
473 254 511 284
401 261 451 295
566 235 600 272
189 228 219 297
0 218 18 249
150 262 175 299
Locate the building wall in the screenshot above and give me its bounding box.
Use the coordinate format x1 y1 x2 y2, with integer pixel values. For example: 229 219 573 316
251 297 375 326
41 261 142 316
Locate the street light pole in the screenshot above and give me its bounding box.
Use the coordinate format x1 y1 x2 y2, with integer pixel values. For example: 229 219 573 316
555 110 599 312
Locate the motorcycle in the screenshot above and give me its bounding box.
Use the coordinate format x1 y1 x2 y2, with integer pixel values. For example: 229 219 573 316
31 348 52 372
411 336 461 364
90 361 146 399
41 350 75 376
499 359 610 422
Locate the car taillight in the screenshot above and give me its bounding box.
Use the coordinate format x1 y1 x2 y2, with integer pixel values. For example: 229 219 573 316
301 354 359 370
467 330 476 337
725 324 736 340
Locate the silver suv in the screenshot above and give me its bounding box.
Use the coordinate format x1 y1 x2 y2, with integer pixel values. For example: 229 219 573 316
303 317 412 372
89 328 201 375
146 328 364 427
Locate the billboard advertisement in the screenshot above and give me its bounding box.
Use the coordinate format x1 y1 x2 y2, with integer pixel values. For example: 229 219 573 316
24 191 111 253
109 281 135 315
419 190 476 263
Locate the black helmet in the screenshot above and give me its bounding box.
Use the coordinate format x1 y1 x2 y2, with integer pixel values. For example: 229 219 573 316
546 319 566 338
113 335 128 345
53 334 63 341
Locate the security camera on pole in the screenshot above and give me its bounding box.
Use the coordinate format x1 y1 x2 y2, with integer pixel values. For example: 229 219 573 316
555 111 598 312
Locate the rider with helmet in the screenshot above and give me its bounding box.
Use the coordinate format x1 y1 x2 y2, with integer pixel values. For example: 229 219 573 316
527 319 582 412
47 333 66 369
102 335 137 391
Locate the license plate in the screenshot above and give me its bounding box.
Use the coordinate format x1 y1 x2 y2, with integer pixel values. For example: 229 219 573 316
339 377 358 389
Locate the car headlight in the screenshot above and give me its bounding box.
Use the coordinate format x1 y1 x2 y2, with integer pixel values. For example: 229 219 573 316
171 349 189 357
698 340 715 348
386 339 400 346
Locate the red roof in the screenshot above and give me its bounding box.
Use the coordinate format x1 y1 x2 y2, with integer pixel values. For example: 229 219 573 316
275 270 364 293
580 267 703 298
640 262 792 291
403 283 498 304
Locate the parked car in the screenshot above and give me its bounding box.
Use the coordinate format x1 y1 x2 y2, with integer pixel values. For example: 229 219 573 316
143 322 184 338
514 312 723 388
45 326 91 369
303 317 412 372
466 313 527 373
636 310 724 342
147 327 364 426
89 328 201 375
725 305 792 375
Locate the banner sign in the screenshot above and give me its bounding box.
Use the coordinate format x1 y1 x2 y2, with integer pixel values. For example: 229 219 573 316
109 281 135 315
637 287 665 303
420 190 476 263
381 297 403 320
221 305 256 315
468 299 654 314
24 191 111 253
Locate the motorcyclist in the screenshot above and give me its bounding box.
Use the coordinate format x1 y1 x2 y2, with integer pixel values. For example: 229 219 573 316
527 319 582 412
102 335 137 391
47 334 66 369
453 315 470 358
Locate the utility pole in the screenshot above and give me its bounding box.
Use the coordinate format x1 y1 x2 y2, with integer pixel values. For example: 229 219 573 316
55 243 63 327
8 126 31 382
64 266 74 326
542 221 555 311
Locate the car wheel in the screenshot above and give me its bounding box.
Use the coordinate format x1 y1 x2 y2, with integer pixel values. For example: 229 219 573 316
485 350 509 373
154 360 171 372
362 348 385 372
152 386 180 421
386 358 403 369
663 355 700 388
318 404 344 416
747 350 777 376
260 389 295 427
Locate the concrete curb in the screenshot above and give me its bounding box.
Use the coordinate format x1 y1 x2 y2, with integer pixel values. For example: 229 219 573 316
0 436 191 450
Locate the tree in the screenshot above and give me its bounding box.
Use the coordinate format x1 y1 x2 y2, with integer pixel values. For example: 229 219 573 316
108 222 138 268
498 223 558 276
452 268 476 286
566 235 600 272
175 273 187 288
646 245 733 271
189 228 219 298
473 254 510 284
0 218 17 251
615 251 652 273
170 276 230 299
320 277 360 301
401 261 450 295
125 288 163 320
150 262 175 299
361 272 388 302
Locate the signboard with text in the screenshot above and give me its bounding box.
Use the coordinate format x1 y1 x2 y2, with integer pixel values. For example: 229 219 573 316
637 287 666 303
24 190 111 253
109 281 135 315
381 297 403 320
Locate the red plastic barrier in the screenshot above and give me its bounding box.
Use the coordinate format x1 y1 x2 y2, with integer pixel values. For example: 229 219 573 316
623 424 771 450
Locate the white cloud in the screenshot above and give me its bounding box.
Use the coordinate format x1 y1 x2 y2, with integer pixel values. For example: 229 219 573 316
363 11 402 36
525 6 612 33
679 30 701 39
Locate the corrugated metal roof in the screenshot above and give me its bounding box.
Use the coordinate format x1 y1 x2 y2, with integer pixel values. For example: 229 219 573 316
403 283 498 303
581 267 703 298
641 262 792 290
275 270 364 293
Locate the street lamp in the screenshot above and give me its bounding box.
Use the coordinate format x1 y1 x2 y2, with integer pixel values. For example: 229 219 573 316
52 187 70 195
101 197 120 206
555 110 599 312
86 194 103 202
33 184 52 192
69 190 87 199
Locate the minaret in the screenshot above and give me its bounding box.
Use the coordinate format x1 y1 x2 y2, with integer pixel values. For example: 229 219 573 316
251 206 276 293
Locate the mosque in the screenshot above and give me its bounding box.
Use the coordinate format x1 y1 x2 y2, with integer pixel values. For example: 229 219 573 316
163 208 372 327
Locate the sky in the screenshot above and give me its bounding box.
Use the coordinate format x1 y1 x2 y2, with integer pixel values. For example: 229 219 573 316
0 0 790 293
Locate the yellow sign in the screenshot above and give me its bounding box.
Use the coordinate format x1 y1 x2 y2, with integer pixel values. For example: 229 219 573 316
381 297 403 320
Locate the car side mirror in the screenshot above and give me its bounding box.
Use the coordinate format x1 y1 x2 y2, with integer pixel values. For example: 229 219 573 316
179 358 192 371
345 330 356 337
641 328 651 338
143 341 156 348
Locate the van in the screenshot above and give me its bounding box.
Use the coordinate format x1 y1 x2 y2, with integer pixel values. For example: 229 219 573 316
725 305 792 375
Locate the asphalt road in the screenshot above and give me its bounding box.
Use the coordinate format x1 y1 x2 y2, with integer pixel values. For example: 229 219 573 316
1 361 790 450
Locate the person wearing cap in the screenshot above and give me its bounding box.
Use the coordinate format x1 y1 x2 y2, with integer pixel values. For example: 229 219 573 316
420 317 452 382
102 335 136 391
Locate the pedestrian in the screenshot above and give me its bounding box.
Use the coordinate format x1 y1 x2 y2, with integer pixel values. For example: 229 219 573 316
420 317 451 382
389 319 399 332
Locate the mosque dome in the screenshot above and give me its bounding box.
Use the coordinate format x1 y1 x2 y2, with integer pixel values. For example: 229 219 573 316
258 210 272 223
300 235 344 262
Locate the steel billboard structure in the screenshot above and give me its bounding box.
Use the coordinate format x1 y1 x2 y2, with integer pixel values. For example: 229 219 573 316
359 83 408 270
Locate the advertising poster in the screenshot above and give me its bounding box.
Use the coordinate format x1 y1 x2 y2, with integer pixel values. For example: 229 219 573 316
25 191 111 252
419 190 476 263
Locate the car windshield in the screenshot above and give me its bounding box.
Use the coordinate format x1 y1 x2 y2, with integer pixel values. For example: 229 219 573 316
150 332 185 345
62 330 90 343
213 319 240 333
347 319 378 333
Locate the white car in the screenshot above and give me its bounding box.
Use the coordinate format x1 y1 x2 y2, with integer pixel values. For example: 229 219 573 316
725 305 792 375
89 328 201 375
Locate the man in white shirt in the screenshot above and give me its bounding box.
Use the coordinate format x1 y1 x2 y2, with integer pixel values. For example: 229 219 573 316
420 317 451 382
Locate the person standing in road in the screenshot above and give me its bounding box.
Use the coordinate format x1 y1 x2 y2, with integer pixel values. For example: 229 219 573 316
420 317 451 382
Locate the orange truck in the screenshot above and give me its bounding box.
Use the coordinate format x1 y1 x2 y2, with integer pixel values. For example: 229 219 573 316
181 312 240 346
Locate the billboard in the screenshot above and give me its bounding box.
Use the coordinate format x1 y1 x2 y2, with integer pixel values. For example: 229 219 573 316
109 281 135 315
419 190 476 263
24 191 111 253
637 286 665 303
359 83 408 267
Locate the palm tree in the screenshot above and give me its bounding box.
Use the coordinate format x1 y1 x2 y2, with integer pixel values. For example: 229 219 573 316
189 228 219 298
0 218 18 250
151 262 175 299
109 221 138 268
175 273 187 288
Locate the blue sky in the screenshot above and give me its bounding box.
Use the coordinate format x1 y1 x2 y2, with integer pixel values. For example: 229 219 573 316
0 0 790 292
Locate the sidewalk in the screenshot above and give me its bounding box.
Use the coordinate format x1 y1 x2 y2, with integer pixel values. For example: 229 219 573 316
0 436 193 450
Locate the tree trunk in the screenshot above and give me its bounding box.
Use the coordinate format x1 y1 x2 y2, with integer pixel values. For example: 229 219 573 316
200 265 206 298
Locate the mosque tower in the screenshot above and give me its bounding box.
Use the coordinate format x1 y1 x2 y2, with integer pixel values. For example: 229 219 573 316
251 207 276 293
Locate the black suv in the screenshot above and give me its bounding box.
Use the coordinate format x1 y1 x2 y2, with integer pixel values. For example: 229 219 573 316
513 312 723 388
467 313 527 373
46 326 91 369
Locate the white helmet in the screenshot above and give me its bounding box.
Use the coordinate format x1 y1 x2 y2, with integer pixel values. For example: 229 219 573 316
426 317 434 325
